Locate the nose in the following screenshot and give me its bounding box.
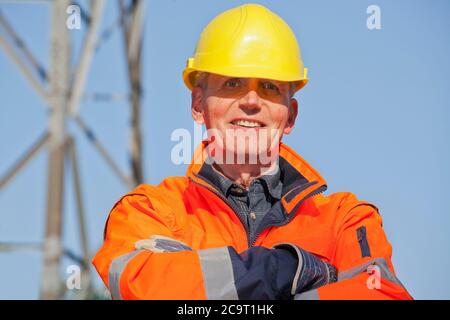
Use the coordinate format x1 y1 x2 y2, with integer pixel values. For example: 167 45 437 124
239 89 262 113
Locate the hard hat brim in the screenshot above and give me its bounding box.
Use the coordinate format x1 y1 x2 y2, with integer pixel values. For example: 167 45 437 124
183 66 308 93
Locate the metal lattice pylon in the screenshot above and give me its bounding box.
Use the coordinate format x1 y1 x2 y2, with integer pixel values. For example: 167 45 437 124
0 0 145 299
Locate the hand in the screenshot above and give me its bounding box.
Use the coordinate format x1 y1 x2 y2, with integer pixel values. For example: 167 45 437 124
273 243 337 295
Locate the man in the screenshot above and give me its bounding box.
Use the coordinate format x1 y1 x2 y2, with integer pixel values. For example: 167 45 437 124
93 3 412 300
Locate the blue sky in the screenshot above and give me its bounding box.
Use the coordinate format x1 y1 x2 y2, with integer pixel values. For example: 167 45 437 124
0 0 449 299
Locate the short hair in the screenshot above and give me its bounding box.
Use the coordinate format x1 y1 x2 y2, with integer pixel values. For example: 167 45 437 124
194 71 210 90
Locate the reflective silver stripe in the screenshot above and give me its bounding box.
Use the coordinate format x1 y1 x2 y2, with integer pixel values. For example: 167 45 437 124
290 245 304 296
198 247 239 300
108 250 141 300
271 243 304 296
294 289 319 300
338 257 406 289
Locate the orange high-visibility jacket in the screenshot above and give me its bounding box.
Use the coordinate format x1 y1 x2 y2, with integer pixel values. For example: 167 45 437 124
92 141 413 300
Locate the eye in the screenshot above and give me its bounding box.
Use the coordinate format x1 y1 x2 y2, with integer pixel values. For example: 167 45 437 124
261 81 280 93
224 78 242 88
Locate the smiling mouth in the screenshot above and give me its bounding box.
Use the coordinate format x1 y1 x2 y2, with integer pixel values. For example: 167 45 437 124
230 119 265 128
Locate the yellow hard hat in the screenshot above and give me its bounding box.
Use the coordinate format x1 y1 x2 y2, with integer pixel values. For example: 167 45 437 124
182 3 308 92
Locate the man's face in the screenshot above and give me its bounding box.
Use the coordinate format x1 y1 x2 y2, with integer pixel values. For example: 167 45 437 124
191 73 298 166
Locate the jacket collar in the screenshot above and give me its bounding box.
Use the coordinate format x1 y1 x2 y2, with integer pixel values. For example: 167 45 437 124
186 140 327 215
198 157 283 200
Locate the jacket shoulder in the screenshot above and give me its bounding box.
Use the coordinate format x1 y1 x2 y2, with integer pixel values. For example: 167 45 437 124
123 176 189 208
306 191 381 228
103 176 190 238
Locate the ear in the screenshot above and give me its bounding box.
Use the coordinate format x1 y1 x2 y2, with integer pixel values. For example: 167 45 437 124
191 87 205 124
283 98 298 135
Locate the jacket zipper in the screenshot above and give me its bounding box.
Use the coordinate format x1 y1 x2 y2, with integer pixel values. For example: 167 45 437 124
250 184 326 247
356 226 371 257
189 177 251 244
191 175 326 248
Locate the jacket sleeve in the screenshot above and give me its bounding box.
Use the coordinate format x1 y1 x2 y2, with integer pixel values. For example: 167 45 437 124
92 194 209 299
294 195 413 300
93 193 318 300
